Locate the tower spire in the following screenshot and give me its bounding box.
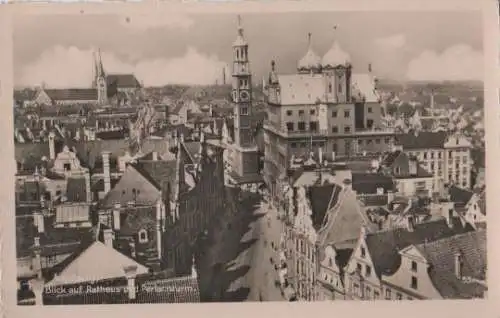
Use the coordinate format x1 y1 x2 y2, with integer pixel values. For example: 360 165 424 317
237 14 243 35
307 32 312 49
97 48 105 78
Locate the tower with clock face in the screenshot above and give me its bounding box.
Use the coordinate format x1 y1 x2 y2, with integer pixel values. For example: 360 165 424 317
227 16 261 184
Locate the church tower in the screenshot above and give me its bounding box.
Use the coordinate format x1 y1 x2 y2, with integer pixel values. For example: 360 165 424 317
227 15 261 185
95 49 108 105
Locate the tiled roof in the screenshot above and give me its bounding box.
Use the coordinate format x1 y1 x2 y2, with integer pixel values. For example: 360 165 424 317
107 74 141 89
415 230 487 299
100 164 162 207
395 131 448 150
318 188 376 248
133 160 177 200
382 151 433 179
91 178 120 192
352 173 395 195
365 217 474 278
66 178 87 202
448 186 474 206
45 89 98 101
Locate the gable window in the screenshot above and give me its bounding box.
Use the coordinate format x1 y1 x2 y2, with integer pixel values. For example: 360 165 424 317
356 263 362 273
411 276 418 289
328 258 333 267
396 293 403 300
138 229 148 243
365 265 372 277
361 247 366 258
411 261 417 272
63 163 71 171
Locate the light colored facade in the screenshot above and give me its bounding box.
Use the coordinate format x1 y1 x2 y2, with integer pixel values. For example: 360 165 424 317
443 134 472 189
316 245 347 300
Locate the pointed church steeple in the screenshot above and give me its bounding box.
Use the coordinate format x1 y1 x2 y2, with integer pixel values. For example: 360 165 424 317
95 48 108 105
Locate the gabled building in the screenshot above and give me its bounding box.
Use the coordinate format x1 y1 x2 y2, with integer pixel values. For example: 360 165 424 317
379 150 433 197
448 185 486 229
344 214 474 300
382 230 486 299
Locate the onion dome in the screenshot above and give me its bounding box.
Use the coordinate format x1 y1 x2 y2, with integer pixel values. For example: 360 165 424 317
297 33 322 73
322 41 351 69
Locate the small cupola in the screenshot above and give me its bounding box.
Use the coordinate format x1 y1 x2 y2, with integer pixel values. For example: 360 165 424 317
297 33 322 74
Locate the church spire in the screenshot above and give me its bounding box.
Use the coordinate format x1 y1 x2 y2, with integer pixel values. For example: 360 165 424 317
97 48 105 78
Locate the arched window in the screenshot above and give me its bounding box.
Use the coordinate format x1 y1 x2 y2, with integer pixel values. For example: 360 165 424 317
138 229 148 243
328 83 333 93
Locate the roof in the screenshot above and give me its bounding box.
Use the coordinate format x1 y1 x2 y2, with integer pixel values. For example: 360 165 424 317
44 89 98 101
351 73 379 103
415 230 487 299
318 188 376 248
46 240 149 287
365 217 474 278
396 131 448 150
66 178 87 203
14 89 37 101
382 151 433 179
448 186 474 206
352 173 395 195
132 160 177 200
107 74 141 89
307 184 342 231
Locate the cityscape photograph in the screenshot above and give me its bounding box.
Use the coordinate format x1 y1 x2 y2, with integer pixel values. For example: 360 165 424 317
12 9 486 304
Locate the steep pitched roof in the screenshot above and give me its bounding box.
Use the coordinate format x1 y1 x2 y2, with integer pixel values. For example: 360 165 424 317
106 74 141 89
365 217 474 278
318 188 375 249
415 230 487 299
307 184 342 231
46 240 149 286
352 172 395 195
395 131 448 150
66 178 87 202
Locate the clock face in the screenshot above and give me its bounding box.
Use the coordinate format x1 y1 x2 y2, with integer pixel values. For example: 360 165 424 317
240 90 250 102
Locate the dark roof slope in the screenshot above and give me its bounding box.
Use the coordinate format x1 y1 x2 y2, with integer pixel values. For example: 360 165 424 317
352 173 395 194
448 186 474 206
66 178 87 202
107 74 141 89
307 184 342 231
416 230 487 299
396 131 448 150
45 89 98 101
365 217 474 278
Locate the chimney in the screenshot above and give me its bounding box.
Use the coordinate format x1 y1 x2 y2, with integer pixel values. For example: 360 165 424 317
103 228 114 247
123 265 138 300
33 211 45 233
152 151 158 161
387 190 394 205
409 158 417 176
113 203 121 230
406 215 415 232
48 131 56 160
454 252 463 279
102 151 111 194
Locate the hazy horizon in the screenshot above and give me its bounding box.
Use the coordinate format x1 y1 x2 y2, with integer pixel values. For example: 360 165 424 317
13 11 483 88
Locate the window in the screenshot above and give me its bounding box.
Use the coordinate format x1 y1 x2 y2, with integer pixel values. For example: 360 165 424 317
368 107 372 113
374 291 380 299
438 152 442 159
344 126 351 133
298 122 306 131
353 283 360 295
286 122 294 132
385 288 392 299
431 162 435 171
396 293 403 300
375 138 381 144
430 152 434 159
365 265 372 277
344 110 350 118
449 150 453 157
310 122 318 132
299 110 305 116
384 138 390 144
356 263 362 273
455 163 460 169
329 83 333 93
411 276 418 289
138 229 148 243
367 119 374 128
361 247 366 258
463 156 468 164
286 110 293 116
64 163 71 171
332 111 337 118
291 142 297 148
310 109 316 115
328 258 333 267
358 139 363 145
411 261 417 272
332 126 338 133
241 107 248 115
423 152 428 160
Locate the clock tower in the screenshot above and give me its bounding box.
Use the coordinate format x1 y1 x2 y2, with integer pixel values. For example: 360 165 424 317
227 15 261 186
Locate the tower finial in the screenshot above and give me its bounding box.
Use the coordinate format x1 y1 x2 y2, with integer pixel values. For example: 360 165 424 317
237 15 243 36
308 32 312 48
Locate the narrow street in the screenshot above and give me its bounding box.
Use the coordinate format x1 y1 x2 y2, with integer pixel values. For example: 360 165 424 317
197 188 286 302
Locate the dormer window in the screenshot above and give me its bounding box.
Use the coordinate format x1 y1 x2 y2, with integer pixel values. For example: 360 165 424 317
138 229 148 243
64 163 71 171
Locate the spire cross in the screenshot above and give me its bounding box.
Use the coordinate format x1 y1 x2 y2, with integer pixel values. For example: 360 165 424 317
307 32 312 47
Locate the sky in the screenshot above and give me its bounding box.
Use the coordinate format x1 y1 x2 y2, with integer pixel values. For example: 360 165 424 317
13 11 483 88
